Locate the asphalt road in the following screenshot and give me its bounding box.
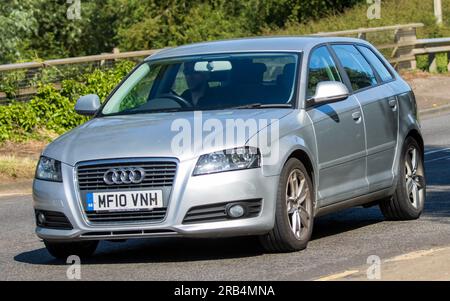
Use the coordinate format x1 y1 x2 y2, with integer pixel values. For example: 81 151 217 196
1 112 450 281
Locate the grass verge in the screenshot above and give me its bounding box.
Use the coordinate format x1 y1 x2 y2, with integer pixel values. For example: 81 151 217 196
0 155 36 181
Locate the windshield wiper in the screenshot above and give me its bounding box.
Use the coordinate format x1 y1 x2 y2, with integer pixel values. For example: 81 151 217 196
102 107 190 117
231 103 293 109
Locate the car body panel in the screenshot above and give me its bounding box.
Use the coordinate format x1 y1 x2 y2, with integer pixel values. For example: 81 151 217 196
354 84 399 192
306 95 368 206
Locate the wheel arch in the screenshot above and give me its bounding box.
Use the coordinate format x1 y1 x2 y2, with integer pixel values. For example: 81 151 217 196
406 129 424 156
286 149 315 188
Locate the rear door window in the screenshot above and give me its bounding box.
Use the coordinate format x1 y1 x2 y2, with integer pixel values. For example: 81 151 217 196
357 45 394 82
331 44 378 91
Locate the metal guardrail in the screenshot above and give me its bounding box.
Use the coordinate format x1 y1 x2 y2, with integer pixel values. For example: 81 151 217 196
313 23 425 38
315 23 450 72
0 49 161 103
0 49 160 72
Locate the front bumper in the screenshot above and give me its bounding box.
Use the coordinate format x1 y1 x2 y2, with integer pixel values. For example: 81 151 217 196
33 159 279 241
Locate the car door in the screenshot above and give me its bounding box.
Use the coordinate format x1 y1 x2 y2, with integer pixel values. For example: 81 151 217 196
332 44 399 192
306 46 368 206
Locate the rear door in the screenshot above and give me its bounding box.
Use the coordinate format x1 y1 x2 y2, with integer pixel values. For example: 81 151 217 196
331 44 399 192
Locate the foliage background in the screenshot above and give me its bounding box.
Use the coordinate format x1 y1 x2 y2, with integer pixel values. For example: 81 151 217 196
0 61 134 142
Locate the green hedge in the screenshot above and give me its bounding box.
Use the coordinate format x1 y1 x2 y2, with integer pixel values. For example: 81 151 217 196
0 61 135 142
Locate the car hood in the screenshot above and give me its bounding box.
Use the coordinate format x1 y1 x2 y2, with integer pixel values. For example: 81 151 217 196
43 109 293 166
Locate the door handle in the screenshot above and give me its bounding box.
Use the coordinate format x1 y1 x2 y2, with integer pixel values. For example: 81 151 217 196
388 98 397 108
352 111 361 121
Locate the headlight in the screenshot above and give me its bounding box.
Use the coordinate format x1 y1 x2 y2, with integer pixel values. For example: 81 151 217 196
193 147 260 176
35 156 62 182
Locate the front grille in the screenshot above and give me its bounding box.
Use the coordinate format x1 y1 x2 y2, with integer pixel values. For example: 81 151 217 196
77 161 177 190
77 159 177 224
35 210 73 230
183 199 263 224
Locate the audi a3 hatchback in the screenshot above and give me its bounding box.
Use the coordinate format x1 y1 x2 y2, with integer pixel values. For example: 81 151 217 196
33 37 425 258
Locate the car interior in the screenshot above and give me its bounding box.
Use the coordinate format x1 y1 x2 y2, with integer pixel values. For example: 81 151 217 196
143 58 298 111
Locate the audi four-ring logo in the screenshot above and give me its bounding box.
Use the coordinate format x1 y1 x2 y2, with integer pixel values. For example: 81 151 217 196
103 168 146 185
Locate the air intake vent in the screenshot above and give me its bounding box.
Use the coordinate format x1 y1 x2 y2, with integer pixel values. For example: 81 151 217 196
85 208 167 223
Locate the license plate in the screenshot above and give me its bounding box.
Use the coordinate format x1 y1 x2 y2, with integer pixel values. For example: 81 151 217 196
86 190 163 212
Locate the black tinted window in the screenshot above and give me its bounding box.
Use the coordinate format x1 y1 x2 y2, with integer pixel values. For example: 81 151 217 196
102 53 298 115
357 46 393 82
332 45 378 91
307 46 342 98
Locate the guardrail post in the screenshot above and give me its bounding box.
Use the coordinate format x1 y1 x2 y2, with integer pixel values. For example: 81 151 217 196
447 52 450 72
428 53 438 72
394 27 418 70
357 32 367 40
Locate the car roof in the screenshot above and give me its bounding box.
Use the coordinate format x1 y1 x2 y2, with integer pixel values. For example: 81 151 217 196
145 36 371 61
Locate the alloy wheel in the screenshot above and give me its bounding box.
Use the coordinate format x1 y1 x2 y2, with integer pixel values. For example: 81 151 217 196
405 146 425 209
286 169 312 240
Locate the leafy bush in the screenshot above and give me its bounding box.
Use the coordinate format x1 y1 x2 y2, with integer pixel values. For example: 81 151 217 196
0 61 135 142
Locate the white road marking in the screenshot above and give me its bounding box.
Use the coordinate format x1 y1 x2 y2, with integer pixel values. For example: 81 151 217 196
384 248 447 263
315 247 450 281
0 192 31 198
424 147 450 155
425 155 450 163
315 270 360 281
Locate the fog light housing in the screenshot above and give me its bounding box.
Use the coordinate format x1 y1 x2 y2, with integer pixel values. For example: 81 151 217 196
37 212 46 225
226 204 245 218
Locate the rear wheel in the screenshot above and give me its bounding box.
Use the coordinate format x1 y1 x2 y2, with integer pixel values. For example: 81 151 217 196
380 137 426 220
44 240 99 260
260 158 314 252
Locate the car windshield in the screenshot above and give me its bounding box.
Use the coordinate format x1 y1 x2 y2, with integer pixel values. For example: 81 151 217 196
101 53 299 116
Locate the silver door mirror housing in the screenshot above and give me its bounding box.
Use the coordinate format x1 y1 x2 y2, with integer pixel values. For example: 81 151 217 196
309 81 350 105
75 94 101 116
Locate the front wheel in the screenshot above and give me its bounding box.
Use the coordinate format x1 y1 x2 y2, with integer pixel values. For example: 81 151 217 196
380 137 426 220
44 240 99 260
259 158 314 252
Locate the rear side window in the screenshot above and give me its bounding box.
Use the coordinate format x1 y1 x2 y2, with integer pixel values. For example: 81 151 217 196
332 44 378 91
307 46 342 98
357 45 393 82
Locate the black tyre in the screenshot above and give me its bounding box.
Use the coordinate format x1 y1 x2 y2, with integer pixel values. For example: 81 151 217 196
44 240 99 260
380 137 426 220
260 158 314 252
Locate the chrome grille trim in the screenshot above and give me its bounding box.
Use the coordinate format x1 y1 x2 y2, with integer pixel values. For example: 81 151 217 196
77 161 177 190
85 208 167 223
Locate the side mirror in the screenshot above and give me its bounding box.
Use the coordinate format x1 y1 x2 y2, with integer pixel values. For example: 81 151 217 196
308 81 349 105
75 94 100 116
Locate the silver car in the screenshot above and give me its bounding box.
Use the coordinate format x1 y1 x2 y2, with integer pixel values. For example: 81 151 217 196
33 37 425 258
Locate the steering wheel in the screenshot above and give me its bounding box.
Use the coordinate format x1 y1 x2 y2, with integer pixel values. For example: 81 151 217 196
159 93 192 108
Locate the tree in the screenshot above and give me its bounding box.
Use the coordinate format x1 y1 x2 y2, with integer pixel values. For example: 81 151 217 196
0 0 37 64
29 0 114 59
